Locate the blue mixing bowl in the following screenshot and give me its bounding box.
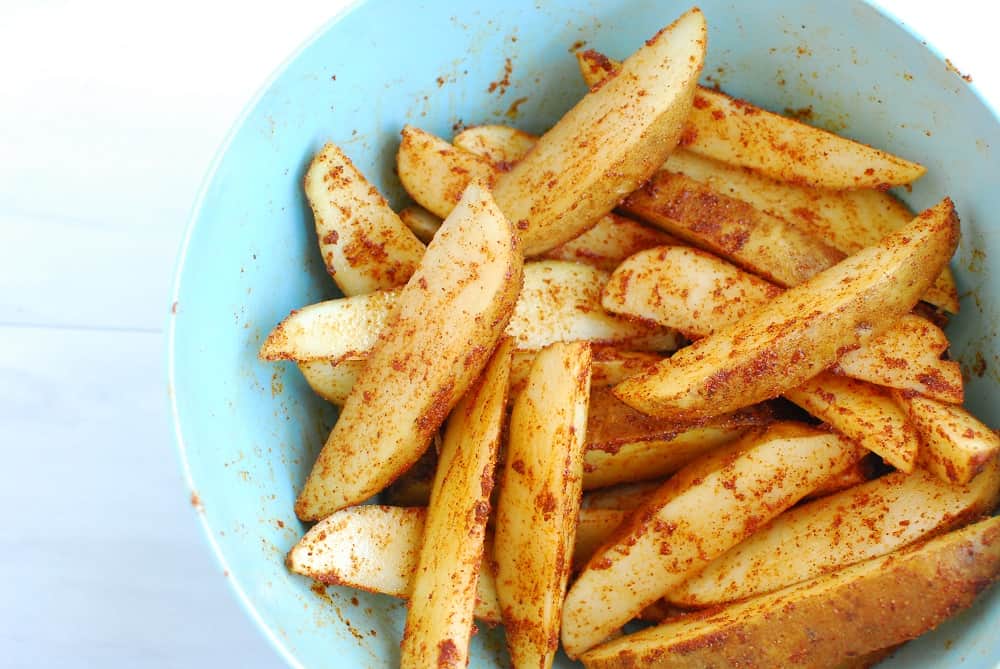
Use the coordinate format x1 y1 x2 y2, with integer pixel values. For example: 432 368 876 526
167 0 1000 666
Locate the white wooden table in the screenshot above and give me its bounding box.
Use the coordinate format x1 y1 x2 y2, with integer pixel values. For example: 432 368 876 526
1 1 995 667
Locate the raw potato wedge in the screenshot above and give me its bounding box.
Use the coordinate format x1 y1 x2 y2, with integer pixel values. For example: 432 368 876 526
801 455 877 501
304 142 425 296
580 516 1000 669
494 342 592 669
398 205 442 244
573 509 628 571
295 184 522 519
620 170 845 288
612 199 959 420
287 505 502 624
561 422 864 657
298 358 364 405
397 126 497 219
259 290 398 363
541 213 679 272
262 262 679 372
453 124 538 165
490 9 707 255
509 347 662 401
785 372 919 472
670 460 1000 607
835 314 963 404
401 341 512 669
581 482 660 512
383 445 439 507
663 149 958 312
576 49 927 189
508 261 681 352
895 392 1000 485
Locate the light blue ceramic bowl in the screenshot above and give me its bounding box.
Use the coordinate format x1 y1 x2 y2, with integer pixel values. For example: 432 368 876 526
168 0 1000 666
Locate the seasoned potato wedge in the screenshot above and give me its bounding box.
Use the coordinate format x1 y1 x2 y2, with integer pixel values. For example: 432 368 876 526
383 445 439 507
398 205 442 244
573 509 628 571
494 342 592 669
801 455 878 501
452 124 538 165
836 314 962 404
304 142 424 296
612 199 959 420
541 213 679 272
581 516 1000 669
295 184 522 519
576 49 927 189
895 392 1000 485
663 149 958 312
509 347 662 401
287 505 502 624
397 126 496 219
508 261 681 352
581 482 660 512
491 9 706 255
670 460 1000 607
259 290 398 363
561 422 864 657
785 372 919 472
402 341 512 669
621 170 845 287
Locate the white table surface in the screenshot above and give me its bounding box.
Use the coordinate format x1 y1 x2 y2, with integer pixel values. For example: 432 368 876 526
2 1 996 667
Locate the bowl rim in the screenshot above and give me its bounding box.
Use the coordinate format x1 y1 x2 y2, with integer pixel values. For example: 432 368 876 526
163 2 1000 667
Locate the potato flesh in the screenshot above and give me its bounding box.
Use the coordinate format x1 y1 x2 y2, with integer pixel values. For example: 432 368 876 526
397 126 496 219
561 422 864 657
401 341 512 669
896 392 1000 485
580 516 1000 669
612 199 959 420
663 149 958 312
576 50 927 190
784 372 919 472
669 460 1000 607
287 505 502 623
304 142 425 296
295 184 522 519
398 205 442 244
452 124 539 165
297 358 363 405
491 9 706 256
621 170 845 288
540 213 679 272
494 342 592 669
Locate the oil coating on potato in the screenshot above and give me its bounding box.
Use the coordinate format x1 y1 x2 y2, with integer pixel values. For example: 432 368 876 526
580 516 1000 669
294 183 522 520
612 198 959 421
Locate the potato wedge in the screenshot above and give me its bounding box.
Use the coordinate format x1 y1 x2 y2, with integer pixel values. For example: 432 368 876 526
304 142 425 296
295 183 522 519
612 199 959 420
541 213 679 272
620 170 845 288
895 392 1000 485
452 124 538 165
397 125 496 219
401 341 512 669
287 505 502 624
583 422 755 490
510 347 661 401
581 481 660 512
491 9 706 255
561 422 864 657
494 342 592 669
573 509 629 572
835 314 963 404
259 290 398 363
576 50 926 189
663 149 958 312
801 454 878 501
581 516 1000 669
297 358 363 405
785 372 919 472
383 445 439 507
398 205 442 244
508 261 681 352
669 460 1000 607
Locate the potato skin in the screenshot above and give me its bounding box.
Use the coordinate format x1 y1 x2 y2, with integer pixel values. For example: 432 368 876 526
580 516 1000 669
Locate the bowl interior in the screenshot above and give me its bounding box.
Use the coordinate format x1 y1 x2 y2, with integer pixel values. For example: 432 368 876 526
168 0 1000 666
